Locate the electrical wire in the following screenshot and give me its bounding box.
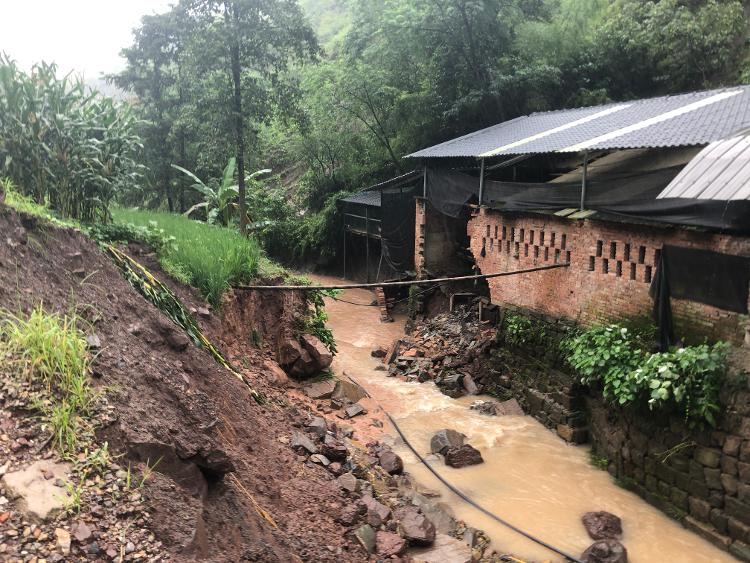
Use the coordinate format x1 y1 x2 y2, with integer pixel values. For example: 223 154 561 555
345 374 585 563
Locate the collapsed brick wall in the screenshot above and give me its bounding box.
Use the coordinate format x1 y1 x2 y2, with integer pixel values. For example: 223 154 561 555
415 198 474 279
468 208 750 345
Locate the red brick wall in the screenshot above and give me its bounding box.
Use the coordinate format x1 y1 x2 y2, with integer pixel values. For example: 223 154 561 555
415 198 426 277
468 208 750 345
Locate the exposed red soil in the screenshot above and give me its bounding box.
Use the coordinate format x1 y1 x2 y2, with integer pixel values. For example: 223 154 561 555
0 206 365 562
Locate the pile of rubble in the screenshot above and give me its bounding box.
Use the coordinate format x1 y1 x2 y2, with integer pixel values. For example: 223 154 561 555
380 305 496 397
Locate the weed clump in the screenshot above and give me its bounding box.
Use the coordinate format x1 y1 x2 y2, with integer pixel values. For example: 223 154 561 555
0 305 97 455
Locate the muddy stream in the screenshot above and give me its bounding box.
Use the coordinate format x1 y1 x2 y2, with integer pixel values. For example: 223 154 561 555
311 275 735 562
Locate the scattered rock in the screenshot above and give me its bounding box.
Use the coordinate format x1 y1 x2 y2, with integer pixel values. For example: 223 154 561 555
197 307 211 318
336 503 361 526
85 333 101 350
379 451 404 475
345 403 366 419
355 524 376 554
582 511 623 540
291 432 318 455
301 334 333 371
264 360 291 388
430 429 466 455
278 338 304 368
3 460 71 520
306 416 327 438
55 528 71 555
309 454 330 466
581 539 628 563
462 374 478 395
336 472 359 493
411 533 472 563
444 444 484 468
376 531 407 557
333 379 368 403
470 400 497 415
302 379 337 400
363 496 391 527
395 506 436 545
166 331 190 352
321 435 348 461
371 346 388 358
495 398 524 416
73 520 93 542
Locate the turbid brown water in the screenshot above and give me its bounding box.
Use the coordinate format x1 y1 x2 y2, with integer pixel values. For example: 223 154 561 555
312 275 736 562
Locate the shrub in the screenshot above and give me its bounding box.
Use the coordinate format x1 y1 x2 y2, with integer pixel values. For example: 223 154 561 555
503 312 547 347
561 323 729 426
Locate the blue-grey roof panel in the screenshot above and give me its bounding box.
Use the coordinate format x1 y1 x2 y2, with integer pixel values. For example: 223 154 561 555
340 190 381 207
407 86 750 158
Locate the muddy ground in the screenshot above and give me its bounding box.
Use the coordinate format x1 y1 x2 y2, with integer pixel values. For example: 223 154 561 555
0 206 367 562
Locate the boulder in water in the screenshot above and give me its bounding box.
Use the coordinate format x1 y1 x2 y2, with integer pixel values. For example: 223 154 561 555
430 429 466 455
581 539 628 563
582 511 623 540
444 444 484 468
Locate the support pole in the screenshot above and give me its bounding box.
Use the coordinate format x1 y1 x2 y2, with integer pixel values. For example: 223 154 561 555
580 150 589 211
422 164 428 198
343 229 347 279
365 207 370 283
478 158 486 207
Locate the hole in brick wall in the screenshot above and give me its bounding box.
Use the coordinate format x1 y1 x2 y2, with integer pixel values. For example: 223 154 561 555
502 226 507 239
494 225 498 238
490 239 494 251
551 232 556 247
638 246 646 264
514 242 520 256
419 224 425 235
524 244 529 257
486 225 490 237
506 240 511 253
520 228 525 242
540 231 545 245
530 230 535 244
630 263 636 280
554 249 561 263
566 251 571 263
624 243 631 262
534 246 540 259
561 234 567 249
610 242 616 259
544 247 549 261
644 265 652 283
654 248 662 265
589 256 595 271
602 259 609 273
596 240 603 257
511 227 516 241
616 261 622 277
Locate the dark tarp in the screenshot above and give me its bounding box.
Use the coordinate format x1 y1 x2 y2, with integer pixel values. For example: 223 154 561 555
650 245 750 349
380 186 416 275
426 168 750 234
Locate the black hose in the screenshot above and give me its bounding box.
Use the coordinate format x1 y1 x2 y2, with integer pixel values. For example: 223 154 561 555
346 375 584 563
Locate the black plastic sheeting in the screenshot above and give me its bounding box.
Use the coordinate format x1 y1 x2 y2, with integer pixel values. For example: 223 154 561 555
650 245 750 349
380 186 416 275
426 168 750 234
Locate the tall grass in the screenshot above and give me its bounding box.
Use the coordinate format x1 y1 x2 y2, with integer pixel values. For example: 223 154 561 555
0 306 94 455
111 208 262 307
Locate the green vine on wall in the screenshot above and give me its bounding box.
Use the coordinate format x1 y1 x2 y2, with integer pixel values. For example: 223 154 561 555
503 311 547 347
301 289 339 355
561 324 729 427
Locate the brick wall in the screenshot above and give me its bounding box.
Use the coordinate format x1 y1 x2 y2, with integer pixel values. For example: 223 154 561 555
468 208 750 345
415 198 426 277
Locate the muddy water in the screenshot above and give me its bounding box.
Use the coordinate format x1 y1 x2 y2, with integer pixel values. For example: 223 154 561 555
312 276 736 562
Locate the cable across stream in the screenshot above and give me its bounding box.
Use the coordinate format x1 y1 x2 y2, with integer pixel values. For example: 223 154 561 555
346 375 584 563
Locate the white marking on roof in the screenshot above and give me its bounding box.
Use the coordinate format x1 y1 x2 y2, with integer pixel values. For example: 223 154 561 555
560 90 743 153
478 105 630 158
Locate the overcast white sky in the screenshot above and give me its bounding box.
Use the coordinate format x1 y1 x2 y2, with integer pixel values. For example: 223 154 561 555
2 1 175 79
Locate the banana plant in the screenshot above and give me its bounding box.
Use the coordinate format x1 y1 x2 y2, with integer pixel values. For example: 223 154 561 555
172 158 270 226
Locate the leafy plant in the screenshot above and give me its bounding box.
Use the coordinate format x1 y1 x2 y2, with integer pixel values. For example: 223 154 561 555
172 158 271 226
503 312 546 347
301 289 338 355
561 323 729 426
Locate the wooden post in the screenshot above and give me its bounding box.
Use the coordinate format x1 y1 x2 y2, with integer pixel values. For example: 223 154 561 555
343 228 347 279
580 150 589 211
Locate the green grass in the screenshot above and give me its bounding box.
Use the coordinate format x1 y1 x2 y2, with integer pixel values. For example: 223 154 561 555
0 305 95 455
111 208 264 308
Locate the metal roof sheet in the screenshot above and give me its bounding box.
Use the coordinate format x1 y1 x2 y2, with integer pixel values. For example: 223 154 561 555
340 190 382 207
407 86 750 159
657 133 750 201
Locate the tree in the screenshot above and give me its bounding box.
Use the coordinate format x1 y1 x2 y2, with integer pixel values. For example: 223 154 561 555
180 0 318 233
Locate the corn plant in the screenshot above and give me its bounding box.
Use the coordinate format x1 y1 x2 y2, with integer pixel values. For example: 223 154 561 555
0 54 144 222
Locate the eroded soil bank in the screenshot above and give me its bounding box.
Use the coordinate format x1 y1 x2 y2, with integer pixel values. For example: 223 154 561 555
313 274 737 562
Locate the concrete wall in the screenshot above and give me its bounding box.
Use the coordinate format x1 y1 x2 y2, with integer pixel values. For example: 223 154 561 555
467 208 750 345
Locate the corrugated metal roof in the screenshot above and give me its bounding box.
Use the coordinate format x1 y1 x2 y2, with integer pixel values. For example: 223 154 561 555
364 169 423 191
657 133 750 201
340 190 382 207
407 86 750 159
